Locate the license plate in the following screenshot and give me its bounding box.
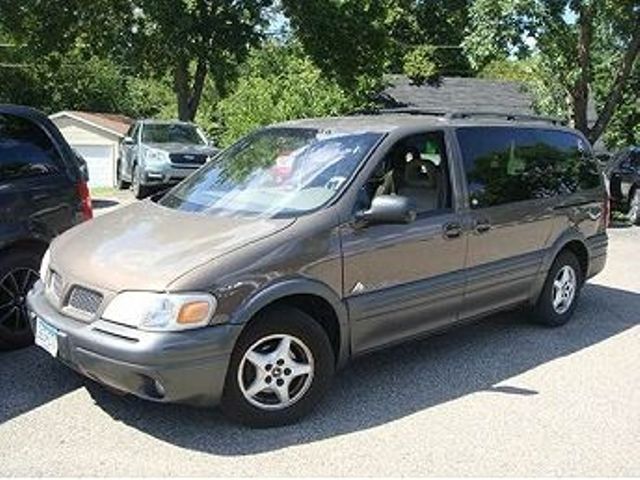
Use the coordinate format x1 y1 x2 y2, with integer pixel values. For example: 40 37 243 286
35 318 58 358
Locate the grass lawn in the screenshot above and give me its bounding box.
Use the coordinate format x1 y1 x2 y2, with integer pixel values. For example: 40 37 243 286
90 186 122 198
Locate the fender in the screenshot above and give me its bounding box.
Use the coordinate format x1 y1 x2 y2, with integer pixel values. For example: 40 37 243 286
228 277 351 368
528 228 587 305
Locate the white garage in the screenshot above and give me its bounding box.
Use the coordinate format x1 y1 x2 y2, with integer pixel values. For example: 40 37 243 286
50 111 133 188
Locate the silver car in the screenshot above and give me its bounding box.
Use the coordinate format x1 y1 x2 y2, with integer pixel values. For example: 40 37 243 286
117 120 219 198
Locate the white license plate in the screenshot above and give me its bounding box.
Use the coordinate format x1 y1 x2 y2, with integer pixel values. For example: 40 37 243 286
35 318 58 358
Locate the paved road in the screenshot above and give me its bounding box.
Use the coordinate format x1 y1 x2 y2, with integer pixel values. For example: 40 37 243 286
1 228 638 476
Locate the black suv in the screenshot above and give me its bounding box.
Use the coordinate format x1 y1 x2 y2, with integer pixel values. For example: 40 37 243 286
0 105 92 349
606 146 640 224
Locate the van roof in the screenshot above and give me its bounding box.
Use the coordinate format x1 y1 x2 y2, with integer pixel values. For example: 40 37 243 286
273 110 579 136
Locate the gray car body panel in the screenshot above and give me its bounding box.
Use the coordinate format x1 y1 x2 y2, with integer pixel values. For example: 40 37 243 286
28 113 608 406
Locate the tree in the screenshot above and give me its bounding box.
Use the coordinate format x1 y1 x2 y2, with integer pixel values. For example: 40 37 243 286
217 43 357 145
0 0 273 121
281 0 472 92
464 0 640 145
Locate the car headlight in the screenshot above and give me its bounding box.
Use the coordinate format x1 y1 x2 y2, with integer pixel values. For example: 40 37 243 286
102 292 217 331
39 248 51 282
144 148 170 167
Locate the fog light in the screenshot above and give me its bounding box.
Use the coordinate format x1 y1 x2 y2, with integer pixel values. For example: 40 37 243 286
154 379 166 398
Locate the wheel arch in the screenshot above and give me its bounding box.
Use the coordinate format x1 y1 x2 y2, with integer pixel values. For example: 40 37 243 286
229 278 350 368
529 231 589 305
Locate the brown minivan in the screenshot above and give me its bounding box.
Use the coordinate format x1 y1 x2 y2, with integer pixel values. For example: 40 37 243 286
27 111 608 427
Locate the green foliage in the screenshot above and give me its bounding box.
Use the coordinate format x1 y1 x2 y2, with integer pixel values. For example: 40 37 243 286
464 0 640 145
403 46 439 85
0 45 175 118
217 44 359 146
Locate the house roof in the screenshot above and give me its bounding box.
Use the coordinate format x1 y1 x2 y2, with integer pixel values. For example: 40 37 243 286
50 110 134 137
379 75 536 115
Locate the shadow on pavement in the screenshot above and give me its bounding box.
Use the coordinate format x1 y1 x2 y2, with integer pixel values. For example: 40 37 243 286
0 347 83 423
92 199 120 210
81 283 638 455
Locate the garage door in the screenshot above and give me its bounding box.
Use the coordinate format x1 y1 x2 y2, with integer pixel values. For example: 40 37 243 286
73 145 114 188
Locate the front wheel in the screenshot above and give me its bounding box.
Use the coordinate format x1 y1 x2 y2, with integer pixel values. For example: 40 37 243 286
531 250 582 327
116 160 130 190
221 306 335 428
131 165 148 199
0 249 42 349
628 189 640 226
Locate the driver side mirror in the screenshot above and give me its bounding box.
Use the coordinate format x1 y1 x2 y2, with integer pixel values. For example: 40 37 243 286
356 195 417 226
123 136 134 145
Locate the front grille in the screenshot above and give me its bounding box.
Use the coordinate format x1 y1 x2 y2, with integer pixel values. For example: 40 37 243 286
169 153 208 165
67 286 103 315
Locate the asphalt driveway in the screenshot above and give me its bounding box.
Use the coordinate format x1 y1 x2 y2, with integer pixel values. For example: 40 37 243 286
0 227 638 476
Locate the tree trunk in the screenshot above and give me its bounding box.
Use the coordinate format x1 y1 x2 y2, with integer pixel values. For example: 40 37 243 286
572 2 593 134
587 22 640 144
173 57 208 121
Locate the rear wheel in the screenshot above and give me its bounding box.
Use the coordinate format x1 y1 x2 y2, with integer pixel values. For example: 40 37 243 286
531 250 582 327
116 159 130 190
132 165 148 199
221 306 335 427
0 249 41 349
628 188 640 225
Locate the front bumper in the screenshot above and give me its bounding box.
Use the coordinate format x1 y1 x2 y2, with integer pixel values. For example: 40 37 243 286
26 282 242 407
141 163 201 186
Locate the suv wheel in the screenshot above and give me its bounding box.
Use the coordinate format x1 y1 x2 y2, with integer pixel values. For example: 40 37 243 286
628 188 640 225
221 306 335 427
116 160 130 190
531 250 582 327
132 165 148 200
0 249 41 349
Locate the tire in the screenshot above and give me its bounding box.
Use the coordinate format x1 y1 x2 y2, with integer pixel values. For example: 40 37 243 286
132 165 148 199
0 249 42 349
628 188 640 226
116 160 130 190
221 306 335 428
531 250 583 327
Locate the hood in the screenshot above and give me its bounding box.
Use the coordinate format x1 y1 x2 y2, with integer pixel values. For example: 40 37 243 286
145 142 219 155
50 201 294 292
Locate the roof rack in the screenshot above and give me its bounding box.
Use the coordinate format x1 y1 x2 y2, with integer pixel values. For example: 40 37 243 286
352 107 566 126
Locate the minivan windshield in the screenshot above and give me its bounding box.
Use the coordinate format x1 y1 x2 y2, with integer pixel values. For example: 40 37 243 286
142 123 205 145
159 128 381 217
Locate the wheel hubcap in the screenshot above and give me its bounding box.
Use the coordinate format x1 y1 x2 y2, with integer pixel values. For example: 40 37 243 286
551 265 577 315
0 268 38 334
237 334 314 411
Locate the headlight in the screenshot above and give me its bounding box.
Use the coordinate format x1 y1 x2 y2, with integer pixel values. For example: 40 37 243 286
144 148 170 167
39 248 51 282
102 292 217 331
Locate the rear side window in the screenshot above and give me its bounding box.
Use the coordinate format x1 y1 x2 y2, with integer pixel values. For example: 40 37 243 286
457 127 600 208
0 113 62 180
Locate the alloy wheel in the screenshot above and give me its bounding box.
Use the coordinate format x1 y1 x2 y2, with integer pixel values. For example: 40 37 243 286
0 268 38 334
237 334 315 411
551 265 577 315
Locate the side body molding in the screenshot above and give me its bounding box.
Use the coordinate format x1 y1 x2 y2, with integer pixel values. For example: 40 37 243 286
227 277 351 368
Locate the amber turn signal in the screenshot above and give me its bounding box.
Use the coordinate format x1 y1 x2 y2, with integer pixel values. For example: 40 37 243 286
177 301 211 324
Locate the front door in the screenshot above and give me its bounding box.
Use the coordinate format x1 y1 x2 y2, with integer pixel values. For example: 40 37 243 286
342 131 467 354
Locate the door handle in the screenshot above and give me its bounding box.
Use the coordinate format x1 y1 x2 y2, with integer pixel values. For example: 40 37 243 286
443 222 462 239
474 219 491 234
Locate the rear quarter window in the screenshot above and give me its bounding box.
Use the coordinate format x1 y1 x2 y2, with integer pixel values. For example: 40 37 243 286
457 127 600 208
0 113 62 180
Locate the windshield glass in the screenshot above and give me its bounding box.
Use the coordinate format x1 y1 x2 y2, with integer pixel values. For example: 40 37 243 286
142 123 205 144
159 128 381 217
